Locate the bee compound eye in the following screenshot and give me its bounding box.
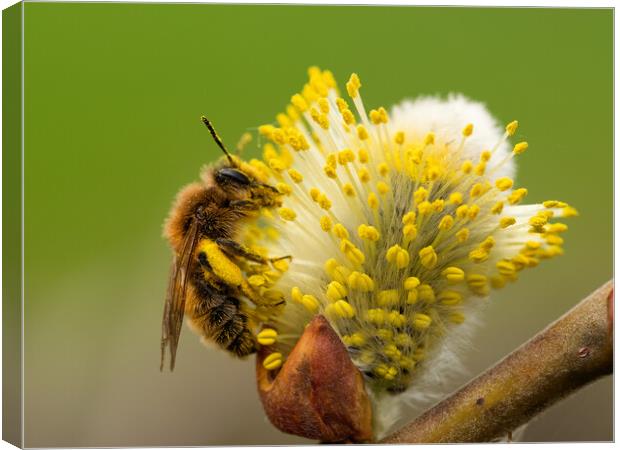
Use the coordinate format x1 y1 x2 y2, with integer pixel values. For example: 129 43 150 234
216 168 251 186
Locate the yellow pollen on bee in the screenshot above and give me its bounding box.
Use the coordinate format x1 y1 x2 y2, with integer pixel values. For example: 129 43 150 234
262 352 283 370
386 244 410 269
357 125 369 140
377 181 390 195
462 123 474 136
257 328 278 346
506 120 519 136
412 313 432 330
513 142 529 155
442 266 465 283
333 223 350 239
495 177 514 191
500 216 517 228
348 271 375 291
326 281 348 302
346 73 361 98
438 215 455 231
419 246 438 269
278 207 297 221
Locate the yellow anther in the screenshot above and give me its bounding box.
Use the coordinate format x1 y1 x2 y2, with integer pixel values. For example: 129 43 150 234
257 328 278 346
412 313 432 330
273 259 289 273
495 177 514 191
378 162 389 177
320 215 333 232
394 131 405 145
474 162 487 176
326 153 337 169
438 215 455 231
467 273 488 288
346 73 361 98
301 294 319 313
377 181 390 195
442 267 465 283
318 97 329 114
338 148 356 165
324 164 337 179
342 183 355 197
278 207 297 221
480 150 492 162
547 223 568 233
276 113 292 128
413 186 428 203
357 148 369 163
470 183 484 197
378 107 389 123
343 332 366 347
333 223 350 239
291 286 303 303
347 271 375 291
432 199 445 212
340 239 365 265
386 244 410 269
336 97 348 113
419 246 438 269
496 260 517 277
276 182 292 195
366 308 386 325
357 125 369 140
404 277 420 291
291 94 308 112
456 228 470 242
455 204 469 219
562 206 578 217
327 300 355 319
490 275 507 289
407 289 419 304
286 104 300 122
500 217 517 228
318 193 332 210
417 201 432 215
402 211 417 225
513 141 529 155
326 281 348 302
309 188 321 202
322 69 336 88
469 248 489 263
461 160 473 174
358 167 370 183
377 289 399 307
262 352 283 370
248 275 266 287
258 124 276 139
543 200 560 208
449 313 465 324
491 201 504 214
546 234 564 245
462 123 474 136
506 120 519 136
418 284 436 302
403 224 418 241
438 290 463 305
358 224 380 241
508 188 528 205
369 109 382 125
342 109 355 125
262 143 278 161
481 236 495 250
269 158 285 172
529 214 548 228
449 192 463 205
424 132 435 145
288 168 303 183
368 192 379 209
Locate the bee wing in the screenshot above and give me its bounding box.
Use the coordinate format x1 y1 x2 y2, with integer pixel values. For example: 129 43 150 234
161 219 200 371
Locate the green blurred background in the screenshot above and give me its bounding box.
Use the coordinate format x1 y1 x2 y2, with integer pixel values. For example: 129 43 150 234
22 4 612 446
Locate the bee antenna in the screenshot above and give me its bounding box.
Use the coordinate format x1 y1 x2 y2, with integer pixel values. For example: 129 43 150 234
201 115 235 166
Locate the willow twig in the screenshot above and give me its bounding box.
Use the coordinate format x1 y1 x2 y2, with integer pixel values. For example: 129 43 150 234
382 280 614 443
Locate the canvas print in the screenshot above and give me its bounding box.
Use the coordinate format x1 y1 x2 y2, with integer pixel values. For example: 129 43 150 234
2 2 613 447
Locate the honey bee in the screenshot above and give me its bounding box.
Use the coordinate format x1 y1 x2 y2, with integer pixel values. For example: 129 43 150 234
161 117 287 371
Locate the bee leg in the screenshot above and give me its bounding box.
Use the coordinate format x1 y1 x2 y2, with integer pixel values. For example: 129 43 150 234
216 238 292 265
229 199 259 211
